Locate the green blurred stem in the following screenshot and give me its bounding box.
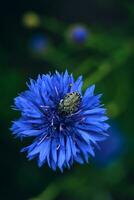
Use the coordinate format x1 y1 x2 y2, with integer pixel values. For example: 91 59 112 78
30 183 60 200
40 16 127 53
41 17 66 34
30 174 87 200
83 42 132 89
107 69 131 118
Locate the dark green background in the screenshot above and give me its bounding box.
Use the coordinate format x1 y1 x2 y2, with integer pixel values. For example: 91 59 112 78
0 0 134 199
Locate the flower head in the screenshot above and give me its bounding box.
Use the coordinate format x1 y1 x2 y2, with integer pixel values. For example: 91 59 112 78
11 71 109 171
22 11 40 28
29 34 48 54
95 121 124 167
68 25 89 44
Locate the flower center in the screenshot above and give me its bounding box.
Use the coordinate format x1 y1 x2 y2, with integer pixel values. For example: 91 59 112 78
58 92 81 115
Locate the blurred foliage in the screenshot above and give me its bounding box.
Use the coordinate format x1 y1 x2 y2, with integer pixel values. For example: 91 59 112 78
0 0 134 200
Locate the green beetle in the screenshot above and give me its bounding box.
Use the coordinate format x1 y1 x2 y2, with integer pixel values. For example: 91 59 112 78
58 92 81 115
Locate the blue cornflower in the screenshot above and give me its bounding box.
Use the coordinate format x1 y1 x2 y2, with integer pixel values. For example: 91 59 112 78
69 25 89 44
11 71 109 171
95 121 124 167
29 34 48 54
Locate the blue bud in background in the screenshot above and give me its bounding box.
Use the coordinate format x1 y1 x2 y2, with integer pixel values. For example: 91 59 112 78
28 34 48 54
68 25 89 44
94 121 125 167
